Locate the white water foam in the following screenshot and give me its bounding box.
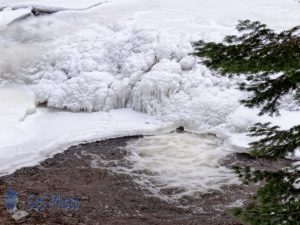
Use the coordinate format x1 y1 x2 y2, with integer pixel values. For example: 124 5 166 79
95 132 240 201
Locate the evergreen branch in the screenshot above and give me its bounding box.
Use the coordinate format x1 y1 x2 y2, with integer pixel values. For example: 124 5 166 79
194 20 300 225
193 20 300 115
247 123 300 158
233 165 300 225
240 70 300 115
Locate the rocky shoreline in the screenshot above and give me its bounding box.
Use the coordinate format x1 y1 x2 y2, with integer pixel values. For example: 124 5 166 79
0 136 291 225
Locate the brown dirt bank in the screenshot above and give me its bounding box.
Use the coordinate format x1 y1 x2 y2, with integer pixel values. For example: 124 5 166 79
0 136 291 225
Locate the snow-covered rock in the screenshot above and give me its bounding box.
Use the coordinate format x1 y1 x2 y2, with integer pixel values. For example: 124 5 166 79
180 56 196 71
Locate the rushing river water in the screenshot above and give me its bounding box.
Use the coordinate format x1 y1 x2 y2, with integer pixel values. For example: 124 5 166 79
88 132 240 201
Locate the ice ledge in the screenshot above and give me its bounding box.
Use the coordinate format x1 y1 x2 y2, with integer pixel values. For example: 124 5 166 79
0 0 107 11
0 0 107 28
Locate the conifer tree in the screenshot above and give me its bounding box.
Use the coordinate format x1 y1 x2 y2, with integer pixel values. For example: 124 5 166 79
193 20 300 225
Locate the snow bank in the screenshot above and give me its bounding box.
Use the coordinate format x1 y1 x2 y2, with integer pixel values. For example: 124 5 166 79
0 87 36 171
0 86 36 123
0 102 174 175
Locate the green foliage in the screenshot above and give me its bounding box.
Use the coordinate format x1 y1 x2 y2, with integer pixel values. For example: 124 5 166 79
193 20 300 115
233 165 300 225
193 20 300 225
193 20 300 74
239 71 300 116
248 123 300 158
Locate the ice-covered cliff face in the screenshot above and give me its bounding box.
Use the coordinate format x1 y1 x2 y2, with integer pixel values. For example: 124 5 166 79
2 0 299 132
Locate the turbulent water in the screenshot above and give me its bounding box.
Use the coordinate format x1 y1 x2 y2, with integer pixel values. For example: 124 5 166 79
119 133 240 200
